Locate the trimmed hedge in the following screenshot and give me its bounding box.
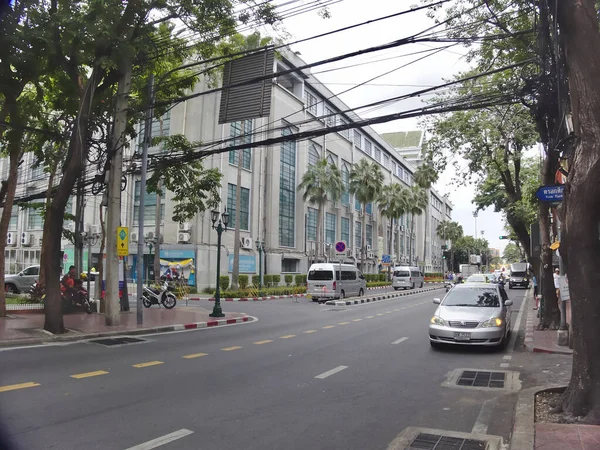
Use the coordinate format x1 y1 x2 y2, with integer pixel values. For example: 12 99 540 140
238 275 249 289
367 281 392 288
252 275 260 286
364 274 387 282
218 286 307 298
219 275 230 292
284 274 293 286
295 274 306 286
271 274 281 284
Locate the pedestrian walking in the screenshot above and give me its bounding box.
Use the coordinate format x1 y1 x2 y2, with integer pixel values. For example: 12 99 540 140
553 268 561 303
532 275 539 309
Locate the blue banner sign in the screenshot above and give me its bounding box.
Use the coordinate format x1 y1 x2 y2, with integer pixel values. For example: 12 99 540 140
535 185 564 202
228 254 257 273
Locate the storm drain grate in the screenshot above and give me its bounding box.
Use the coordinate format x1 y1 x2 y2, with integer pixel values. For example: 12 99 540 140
408 433 487 450
457 370 505 388
89 337 146 347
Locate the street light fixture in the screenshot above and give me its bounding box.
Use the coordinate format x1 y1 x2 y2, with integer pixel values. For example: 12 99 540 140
255 239 265 294
210 208 229 318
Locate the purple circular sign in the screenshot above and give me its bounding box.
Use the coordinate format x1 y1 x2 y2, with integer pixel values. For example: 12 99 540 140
335 241 346 253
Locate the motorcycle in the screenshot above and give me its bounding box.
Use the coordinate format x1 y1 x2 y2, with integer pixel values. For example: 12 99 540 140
142 281 177 309
29 280 92 314
444 282 453 292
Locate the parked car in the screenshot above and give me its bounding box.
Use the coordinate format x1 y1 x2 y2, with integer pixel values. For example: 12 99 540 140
307 263 366 302
429 283 513 348
5 265 40 293
391 266 424 290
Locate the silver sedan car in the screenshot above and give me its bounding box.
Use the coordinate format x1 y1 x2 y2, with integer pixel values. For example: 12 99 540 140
429 283 512 348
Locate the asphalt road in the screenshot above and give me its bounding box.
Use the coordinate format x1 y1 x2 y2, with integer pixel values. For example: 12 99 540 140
0 285 532 450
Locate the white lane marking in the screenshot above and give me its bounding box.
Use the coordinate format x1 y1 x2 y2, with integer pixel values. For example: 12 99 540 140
500 363 510 368
507 290 528 352
315 365 348 379
472 399 495 435
503 355 512 360
125 429 194 450
391 337 409 345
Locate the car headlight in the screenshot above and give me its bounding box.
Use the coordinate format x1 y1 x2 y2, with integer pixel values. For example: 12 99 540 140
482 317 503 328
430 315 446 326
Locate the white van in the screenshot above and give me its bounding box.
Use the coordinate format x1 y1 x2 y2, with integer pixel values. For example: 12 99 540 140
392 266 424 290
307 263 367 302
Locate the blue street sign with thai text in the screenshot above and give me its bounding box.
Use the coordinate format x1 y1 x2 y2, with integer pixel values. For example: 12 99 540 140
535 185 564 202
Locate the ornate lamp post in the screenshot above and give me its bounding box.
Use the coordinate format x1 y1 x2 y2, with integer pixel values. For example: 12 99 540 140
210 208 229 318
255 239 265 294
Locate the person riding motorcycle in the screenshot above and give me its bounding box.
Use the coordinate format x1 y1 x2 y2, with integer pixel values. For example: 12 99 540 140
61 265 83 306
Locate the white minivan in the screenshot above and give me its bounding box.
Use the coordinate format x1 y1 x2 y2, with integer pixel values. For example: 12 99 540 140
392 266 424 290
307 263 367 302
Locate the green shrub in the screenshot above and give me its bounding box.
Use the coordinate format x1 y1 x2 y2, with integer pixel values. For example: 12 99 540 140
252 275 260 286
284 274 293 286
378 274 386 282
188 286 198 294
295 274 306 286
238 275 249 289
203 286 214 294
271 274 281 285
264 274 273 286
366 281 392 288
219 286 307 298
219 276 230 292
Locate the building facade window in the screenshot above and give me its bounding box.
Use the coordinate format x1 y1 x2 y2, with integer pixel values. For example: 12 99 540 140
341 217 350 244
366 202 373 215
30 159 43 181
325 107 336 127
365 140 372 156
327 152 338 166
27 208 43 230
307 207 318 241
355 221 362 249
374 147 382 163
341 163 350 206
308 142 321 166
9 210 18 230
305 91 318 116
355 197 361 211
228 119 252 170
282 258 298 273
227 184 250 231
279 127 297 247
383 153 390 170
354 130 362 149
339 117 350 139
325 213 336 244
134 180 165 225
400 233 405 256
366 224 373 249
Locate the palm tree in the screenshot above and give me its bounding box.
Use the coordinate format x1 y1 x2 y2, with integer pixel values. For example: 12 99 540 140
407 186 428 265
379 183 411 276
298 158 343 258
412 163 438 271
350 159 384 271
436 220 464 272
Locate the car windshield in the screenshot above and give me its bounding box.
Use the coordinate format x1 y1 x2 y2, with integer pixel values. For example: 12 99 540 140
511 271 527 277
443 287 500 307
393 270 410 277
466 275 487 283
308 270 333 281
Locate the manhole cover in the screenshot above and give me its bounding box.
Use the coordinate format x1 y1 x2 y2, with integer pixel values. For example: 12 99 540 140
457 371 505 389
89 337 146 347
409 433 487 450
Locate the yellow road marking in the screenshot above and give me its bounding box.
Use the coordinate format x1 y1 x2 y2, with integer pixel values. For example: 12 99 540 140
133 361 164 368
279 335 296 339
182 353 209 359
365 316 375 319
393 309 400 311
338 322 350 325
221 346 243 351
253 340 273 345
322 325 336 329
385 311 392 314
352 319 362 322
376 313 384 316
304 330 318 334
70 370 109 379
0 382 40 393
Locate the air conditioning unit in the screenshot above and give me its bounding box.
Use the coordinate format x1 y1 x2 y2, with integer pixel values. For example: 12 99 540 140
145 232 154 240
178 222 191 232
38 238 43 247
21 232 32 247
399 225 405 232
130 232 138 243
92 224 101 235
6 232 15 246
367 252 376 259
178 232 191 243
240 237 253 249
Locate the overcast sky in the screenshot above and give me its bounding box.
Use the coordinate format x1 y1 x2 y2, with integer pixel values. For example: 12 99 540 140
267 0 513 254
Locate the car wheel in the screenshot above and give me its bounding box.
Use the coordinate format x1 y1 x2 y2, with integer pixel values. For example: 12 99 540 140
340 290 345 299
430 341 442 349
411 283 415 289
393 287 398 291
420 282 424 288
312 298 319 302
359 288 364 297
508 284 513 289
4 284 18 294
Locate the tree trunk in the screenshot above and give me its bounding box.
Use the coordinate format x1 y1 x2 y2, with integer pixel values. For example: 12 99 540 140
0 130 24 317
556 0 600 423
410 214 415 264
39 161 58 288
361 206 366 272
538 203 560 329
43 70 101 333
97 201 105 303
231 150 243 290
317 203 324 260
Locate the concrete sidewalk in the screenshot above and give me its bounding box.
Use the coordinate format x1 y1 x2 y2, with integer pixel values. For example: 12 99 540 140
0 307 251 347
524 303 573 355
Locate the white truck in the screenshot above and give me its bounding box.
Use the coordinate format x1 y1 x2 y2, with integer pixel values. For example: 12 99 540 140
459 264 479 278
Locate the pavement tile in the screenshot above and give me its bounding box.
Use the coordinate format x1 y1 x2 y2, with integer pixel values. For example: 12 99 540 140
535 424 600 450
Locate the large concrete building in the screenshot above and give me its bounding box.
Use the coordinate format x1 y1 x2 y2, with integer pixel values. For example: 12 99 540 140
2 50 452 288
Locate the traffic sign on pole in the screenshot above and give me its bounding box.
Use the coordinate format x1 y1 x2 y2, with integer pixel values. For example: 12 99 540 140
335 241 347 254
117 227 129 257
535 185 565 202
381 254 392 266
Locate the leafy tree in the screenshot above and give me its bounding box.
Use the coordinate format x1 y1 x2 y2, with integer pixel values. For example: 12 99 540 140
379 183 411 262
298 158 343 258
436 220 463 272
451 235 489 272
502 242 523 264
413 162 438 267
407 187 428 265
349 159 384 270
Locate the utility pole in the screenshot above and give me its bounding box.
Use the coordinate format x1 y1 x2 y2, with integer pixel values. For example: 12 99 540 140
105 61 132 326
152 118 165 283
136 74 153 325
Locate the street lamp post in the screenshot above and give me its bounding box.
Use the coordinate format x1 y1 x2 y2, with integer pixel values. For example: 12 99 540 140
255 239 265 294
210 208 230 318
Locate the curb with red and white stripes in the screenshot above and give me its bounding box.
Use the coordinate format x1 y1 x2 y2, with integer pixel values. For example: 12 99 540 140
325 286 443 306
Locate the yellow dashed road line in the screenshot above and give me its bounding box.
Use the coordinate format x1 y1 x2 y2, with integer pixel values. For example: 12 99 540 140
253 340 273 345
365 316 375 319
133 361 164 368
322 325 336 329
304 330 318 334
279 335 296 339
221 346 243 351
376 313 384 316
0 382 40 393
338 322 350 325
70 370 109 379
182 353 209 359
352 319 362 322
